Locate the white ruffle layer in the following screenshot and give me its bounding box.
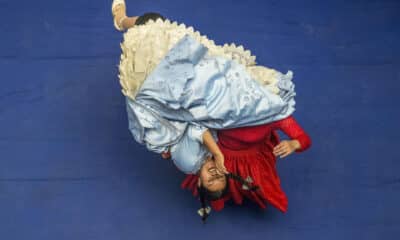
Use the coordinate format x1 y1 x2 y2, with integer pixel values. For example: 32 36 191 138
119 19 286 99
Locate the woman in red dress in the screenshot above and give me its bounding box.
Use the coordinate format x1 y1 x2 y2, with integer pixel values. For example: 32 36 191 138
181 115 311 214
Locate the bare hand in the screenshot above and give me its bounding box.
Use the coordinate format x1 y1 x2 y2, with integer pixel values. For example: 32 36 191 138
273 140 300 158
214 153 228 174
161 151 171 159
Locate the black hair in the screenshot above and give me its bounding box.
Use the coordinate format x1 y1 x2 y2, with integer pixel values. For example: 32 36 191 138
197 173 260 223
226 173 260 191
134 12 166 26
197 175 229 223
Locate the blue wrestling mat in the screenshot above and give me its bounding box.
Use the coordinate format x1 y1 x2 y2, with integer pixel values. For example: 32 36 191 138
0 0 399 239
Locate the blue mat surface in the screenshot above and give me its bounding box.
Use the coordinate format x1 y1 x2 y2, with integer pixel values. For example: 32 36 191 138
1 0 399 239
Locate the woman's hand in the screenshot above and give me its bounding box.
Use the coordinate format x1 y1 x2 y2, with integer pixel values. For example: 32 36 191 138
213 152 228 174
273 140 301 158
161 151 171 159
202 129 228 174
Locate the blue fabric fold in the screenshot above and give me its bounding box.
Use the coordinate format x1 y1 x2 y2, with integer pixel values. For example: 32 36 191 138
135 34 296 129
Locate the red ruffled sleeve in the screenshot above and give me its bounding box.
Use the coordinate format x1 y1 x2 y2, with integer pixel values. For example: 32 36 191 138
270 116 312 152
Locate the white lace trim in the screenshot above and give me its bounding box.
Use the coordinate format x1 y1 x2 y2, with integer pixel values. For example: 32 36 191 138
119 19 284 99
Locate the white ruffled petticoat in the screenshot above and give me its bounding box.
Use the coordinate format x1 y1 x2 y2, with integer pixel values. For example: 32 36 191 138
118 19 290 99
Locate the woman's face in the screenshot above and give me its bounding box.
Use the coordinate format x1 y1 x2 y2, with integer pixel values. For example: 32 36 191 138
199 158 227 192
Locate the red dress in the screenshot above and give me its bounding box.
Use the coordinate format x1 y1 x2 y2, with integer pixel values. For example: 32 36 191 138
181 116 311 212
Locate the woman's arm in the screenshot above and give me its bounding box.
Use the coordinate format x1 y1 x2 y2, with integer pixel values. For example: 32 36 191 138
272 116 311 158
160 125 227 173
202 130 227 173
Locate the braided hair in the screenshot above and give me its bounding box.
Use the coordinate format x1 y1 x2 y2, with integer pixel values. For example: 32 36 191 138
226 173 260 191
197 173 260 223
134 12 166 26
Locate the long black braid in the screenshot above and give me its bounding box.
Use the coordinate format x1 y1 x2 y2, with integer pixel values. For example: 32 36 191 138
198 187 210 223
226 173 260 191
197 172 260 223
